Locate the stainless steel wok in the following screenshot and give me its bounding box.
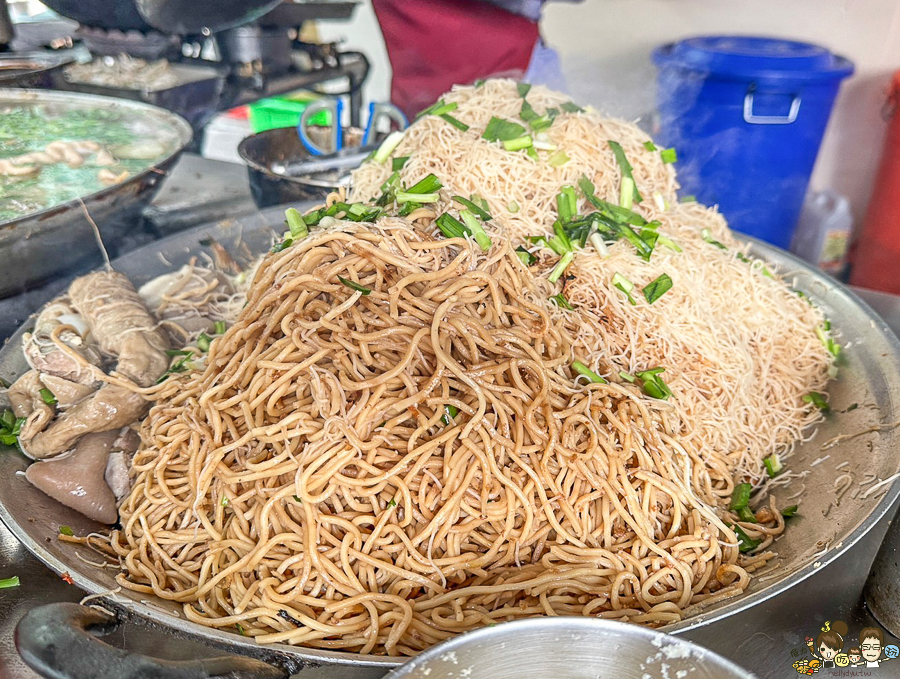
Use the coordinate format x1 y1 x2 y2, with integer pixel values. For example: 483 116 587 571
3 207 900 679
0 89 192 298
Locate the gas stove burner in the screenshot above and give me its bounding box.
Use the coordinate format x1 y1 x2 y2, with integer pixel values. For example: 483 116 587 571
78 26 182 60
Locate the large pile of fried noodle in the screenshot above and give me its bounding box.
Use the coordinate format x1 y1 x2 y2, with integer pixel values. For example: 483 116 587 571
108 80 832 656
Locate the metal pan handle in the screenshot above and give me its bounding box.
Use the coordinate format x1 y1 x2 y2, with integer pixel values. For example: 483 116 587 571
15 602 287 679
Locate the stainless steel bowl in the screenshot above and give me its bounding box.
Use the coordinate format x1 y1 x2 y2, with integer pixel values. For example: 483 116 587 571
384 618 755 679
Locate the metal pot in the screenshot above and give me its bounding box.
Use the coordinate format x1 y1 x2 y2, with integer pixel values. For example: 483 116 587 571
0 89 192 298
382 618 755 679
0 52 74 88
4 211 900 678
238 127 349 208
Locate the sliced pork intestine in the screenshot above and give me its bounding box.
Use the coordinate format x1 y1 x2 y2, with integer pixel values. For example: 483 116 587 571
23 298 103 386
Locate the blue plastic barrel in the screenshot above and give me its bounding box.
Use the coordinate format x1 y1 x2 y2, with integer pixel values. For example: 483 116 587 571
653 36 853 249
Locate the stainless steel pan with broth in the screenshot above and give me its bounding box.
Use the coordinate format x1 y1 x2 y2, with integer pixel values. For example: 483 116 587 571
3 208 900 678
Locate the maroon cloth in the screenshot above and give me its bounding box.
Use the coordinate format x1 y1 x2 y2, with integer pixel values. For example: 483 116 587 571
372 0 539 120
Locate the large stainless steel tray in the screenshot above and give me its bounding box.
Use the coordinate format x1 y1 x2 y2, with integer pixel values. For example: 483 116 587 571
1 208 899 678
0 89 192 299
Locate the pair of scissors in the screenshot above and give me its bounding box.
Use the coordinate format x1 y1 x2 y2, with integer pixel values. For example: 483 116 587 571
298 99 408 156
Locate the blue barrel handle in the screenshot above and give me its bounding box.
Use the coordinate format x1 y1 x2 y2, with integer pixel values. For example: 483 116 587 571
743 91 802 125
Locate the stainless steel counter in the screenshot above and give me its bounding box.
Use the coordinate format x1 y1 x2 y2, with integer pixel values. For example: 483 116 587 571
1 167 899 678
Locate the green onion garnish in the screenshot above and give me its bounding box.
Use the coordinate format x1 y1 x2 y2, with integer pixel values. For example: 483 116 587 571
285 208 308 238
782 505 799 518
165 349 191 356
517 82 531 97
459 210 492 251
660 148 678 164
338 276 371 295
557 186 577 223
59 525 74 536
643 141 657 151
197 333 211 352
803 392 830 413
548 150 570 167
214 320 226 335
453 195 492 221
815 324 841 358
561 101 584 113
373 131 405 164
441 405 459 426
508 200 520 213
392 156 409 171
39 388 56 406
435 213 468 239
271 237 293 253
608 140 642 203
417 99 458 118
387 498 397 508
764 454 782 478
235 623 246 636
701 228 728 250
515 246 537 266
732 524 761 553
503 135 533 152
221 496 229 507
619 176 635 210
440 113 469 131
548 251 574 283
483 117 527 142
550 293 573 310
293 495 302 503
612 272 637 305
643 273 673 304
635 367 672 400
619 371 636 383
656 234 682 252
730 483 752 511
405 173 442 195
572 360 607 384
0 576 20 589
395 191 439 204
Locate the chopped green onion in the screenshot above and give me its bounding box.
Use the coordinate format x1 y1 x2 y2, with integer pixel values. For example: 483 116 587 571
635 367 672 400
530 115 554 131
550 293 573 310
525 147 539 161
39 388 56 406
235 623 246 636
761 266 774 280
730 483 752 511
652 192 667 212
561 101 584 113
395 191 439 204
483 117 527 142
764 454 783 478
572 360 607 384
440 113 470 131
681 195 696 203
285 208 307 238
417 99 458 118
656 234 682 252
474 79 485 87
392 156 409 171
214 320 226 335
643 141 657 152
803 392 830 413
292 495 302 503
701 228 727 250
515 245 537 266
643 273 673 304
221 496 229 507
0 576 20 589
503 135 534 152
338 275 371 295
459 210 492 251
197 333 211 352
557 186 577 223
608 140 642 203
619 223 654 261
845 403 859 413
387 498 397 508
157 351 194 384
815 324 841 358
782 505 799 518
271 237 293 253
507 200 520 213
589 233 610 257
612 272 637 305
660 148 678 164
619 176 635 210
58 525 74 536
548 150 570 167
373 131 405 164
441 405 459 426
736 252 752 263
548 251 574 283
517 82 531 97
453 195 492 221
435 213 469 239
737 506 757 523
619 371 636 383
405 173 442 195
732 524 761 553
